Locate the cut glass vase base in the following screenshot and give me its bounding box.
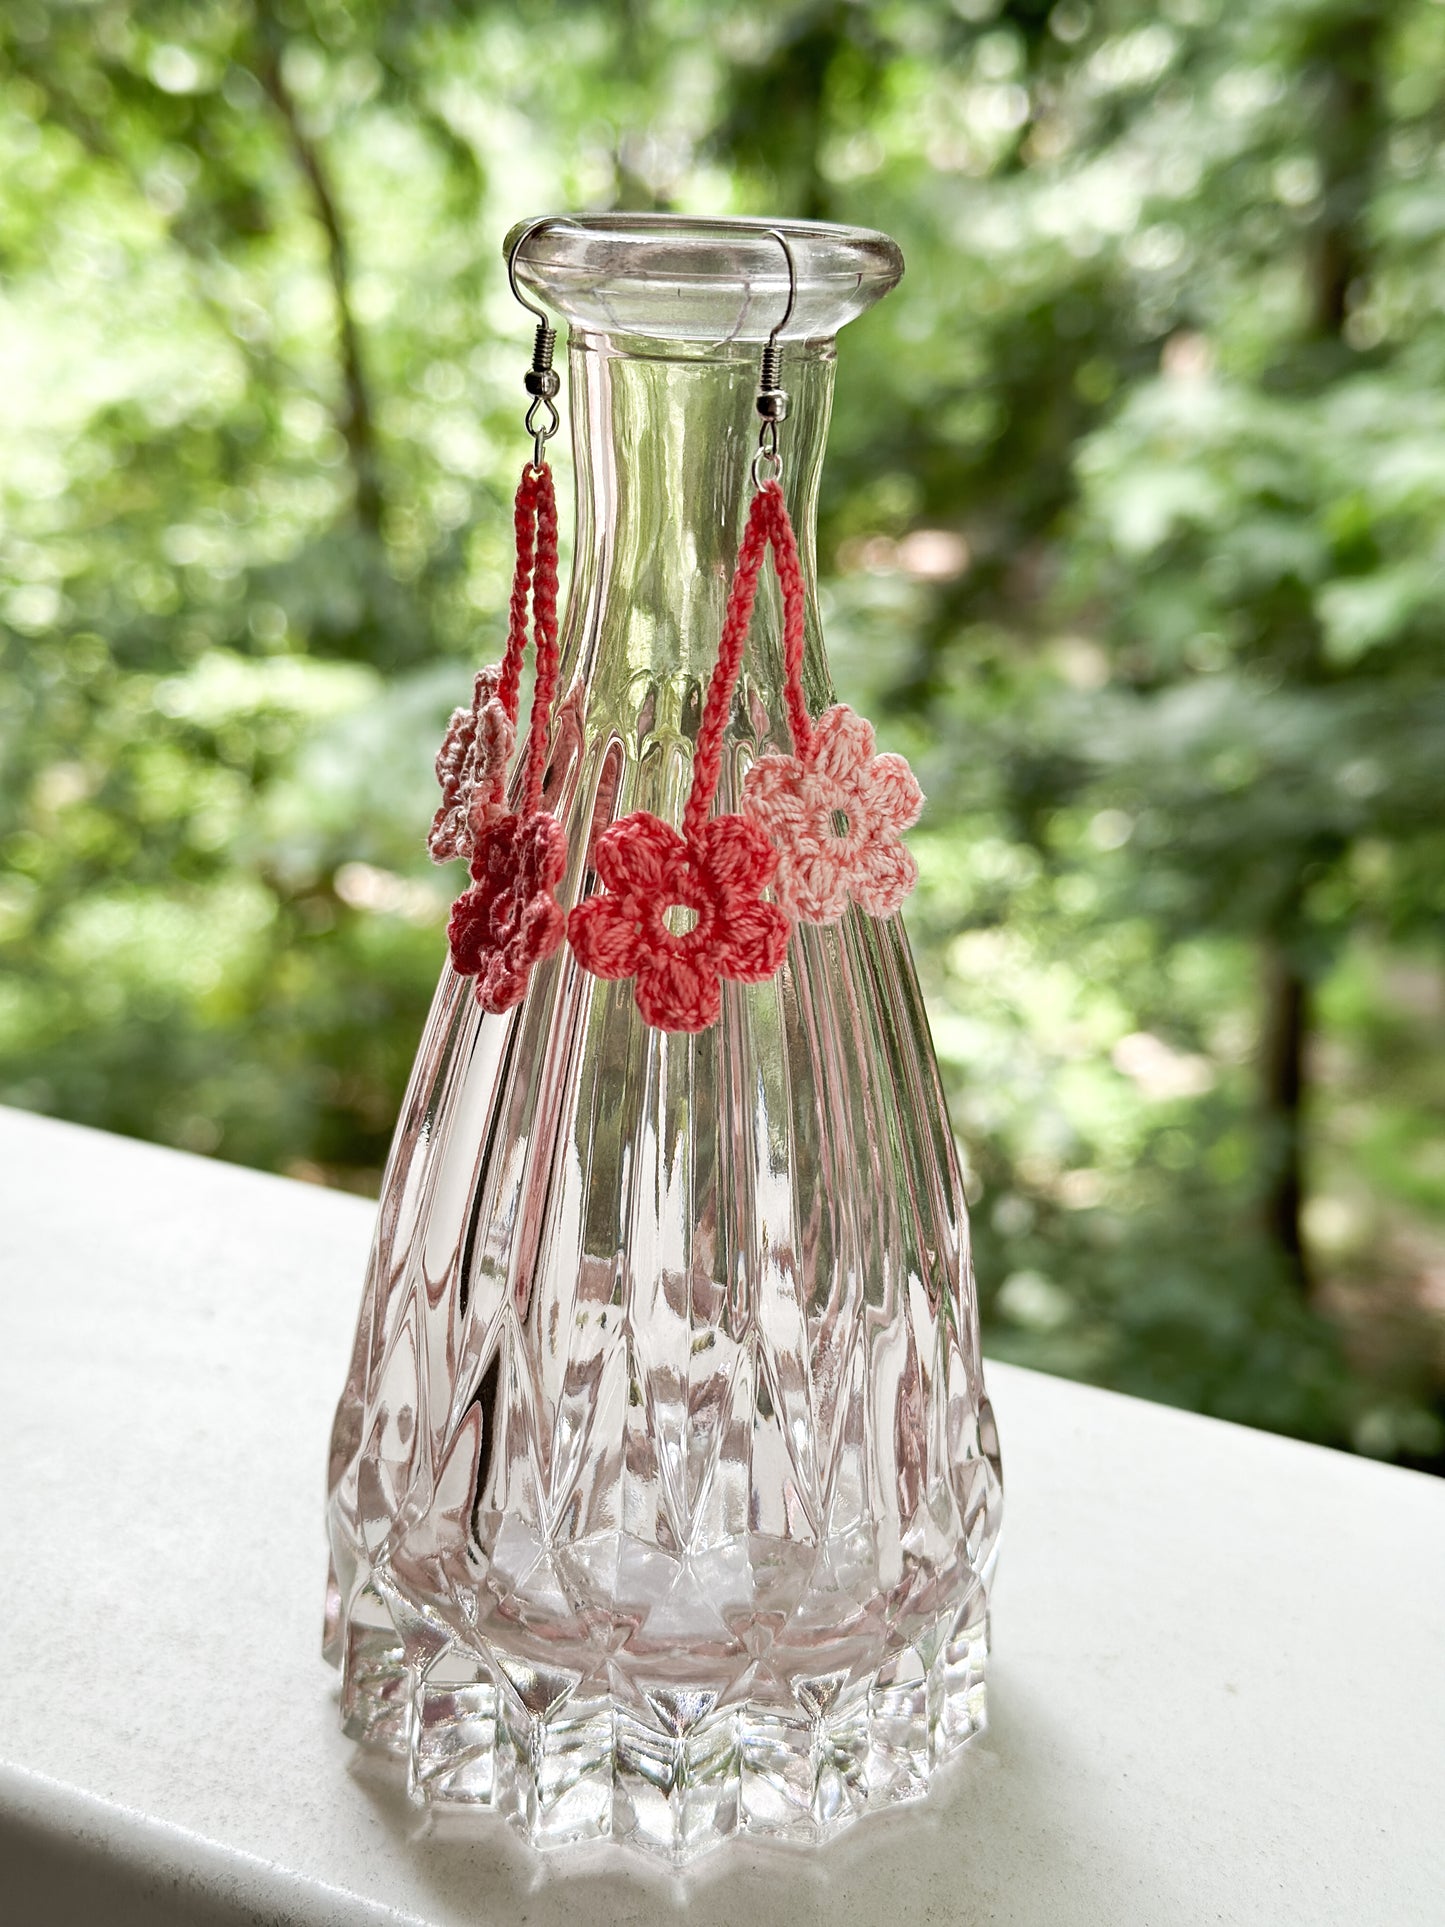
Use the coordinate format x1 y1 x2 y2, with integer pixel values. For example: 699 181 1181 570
337 1601 990 1864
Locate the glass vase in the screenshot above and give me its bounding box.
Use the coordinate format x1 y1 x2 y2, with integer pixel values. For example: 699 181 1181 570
323 214 1003 1863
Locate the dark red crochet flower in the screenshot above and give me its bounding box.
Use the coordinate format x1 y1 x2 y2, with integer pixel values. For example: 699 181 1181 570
568 810 791 1033
447 808 566 1014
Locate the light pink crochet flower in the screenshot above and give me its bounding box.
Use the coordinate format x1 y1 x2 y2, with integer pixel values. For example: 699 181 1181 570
427 666 515 865
742 703 924 923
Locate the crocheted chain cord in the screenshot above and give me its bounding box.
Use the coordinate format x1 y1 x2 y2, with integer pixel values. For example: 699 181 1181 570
445 461 568 1014
497 463 541 727
514 463 561 816
426 463 550 865
567 481 796 1033
740 485 925 925
683 482 806 842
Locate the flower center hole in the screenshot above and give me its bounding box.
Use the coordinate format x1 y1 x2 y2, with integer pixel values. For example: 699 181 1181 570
664 902 699 938
830 808 851 838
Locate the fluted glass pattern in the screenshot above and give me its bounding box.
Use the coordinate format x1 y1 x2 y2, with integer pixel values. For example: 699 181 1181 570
323 217 1002 1862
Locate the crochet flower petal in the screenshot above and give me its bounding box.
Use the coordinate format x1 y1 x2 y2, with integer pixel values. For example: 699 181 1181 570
516 808 568 893
477 951 527 1013
446 885 493 975
810 703 876 782
429 668 516 865
477 697 512 771
715 900 791 981
568 892 649 980
477 892 567 1014
594 810 687 897
635 949 722 1033
428 805 464 865
449 811 566 1010
469 819 510 887
698 810 778 897
465 771 509 850
740 753 803 832
523 890 568 960
864 751 925 833
434 703 471 789
849 833 918 918
773 846 852 925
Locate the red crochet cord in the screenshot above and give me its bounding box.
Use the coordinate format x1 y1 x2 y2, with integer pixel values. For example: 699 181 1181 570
516 462 560 813
496 461 560 752
682 480 810 844
496 471 533 724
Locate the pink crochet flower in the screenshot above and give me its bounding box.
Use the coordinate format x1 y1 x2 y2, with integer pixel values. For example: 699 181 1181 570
568 811 790 1033
447 808 566 1014
428 666 515 865
743 703 924 923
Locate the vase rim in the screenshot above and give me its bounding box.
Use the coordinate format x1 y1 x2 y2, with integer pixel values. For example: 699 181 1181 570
505 212 904 344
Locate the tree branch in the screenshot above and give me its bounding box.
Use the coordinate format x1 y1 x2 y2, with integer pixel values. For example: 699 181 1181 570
1259 936 1311 1294
258 46 384 537
1254 14 1386 1294
1303 12 1385 340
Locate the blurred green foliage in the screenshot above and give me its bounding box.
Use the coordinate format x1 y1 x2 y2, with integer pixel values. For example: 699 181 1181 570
2 0 1443 1464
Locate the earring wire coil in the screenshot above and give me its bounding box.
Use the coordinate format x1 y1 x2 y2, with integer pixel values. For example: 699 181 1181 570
508 217 564 466
752 226 798 489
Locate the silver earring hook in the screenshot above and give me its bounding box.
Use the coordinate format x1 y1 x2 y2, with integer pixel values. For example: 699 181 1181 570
507 217 561 468
765 224 799 343
752 226 797 489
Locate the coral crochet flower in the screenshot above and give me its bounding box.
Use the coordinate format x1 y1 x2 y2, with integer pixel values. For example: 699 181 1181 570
427 666 515 865
743 703 924 923
569 811 789 1032
448 808 567 1014
567 482 806 1033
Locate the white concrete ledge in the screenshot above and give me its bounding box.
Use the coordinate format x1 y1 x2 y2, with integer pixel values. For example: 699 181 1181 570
1 1104 1440 1925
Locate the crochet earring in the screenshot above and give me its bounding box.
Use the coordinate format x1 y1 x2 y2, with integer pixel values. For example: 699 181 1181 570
429 223 567 1014
565 236 813 1034
739 296 923 926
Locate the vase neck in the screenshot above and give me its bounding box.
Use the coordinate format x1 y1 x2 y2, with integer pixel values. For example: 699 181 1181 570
558 331 835 712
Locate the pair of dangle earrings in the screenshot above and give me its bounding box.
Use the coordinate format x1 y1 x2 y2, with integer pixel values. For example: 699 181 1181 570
430 223 925 1035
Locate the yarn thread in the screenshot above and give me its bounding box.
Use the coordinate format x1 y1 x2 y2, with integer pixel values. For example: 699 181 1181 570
443 461 567 1014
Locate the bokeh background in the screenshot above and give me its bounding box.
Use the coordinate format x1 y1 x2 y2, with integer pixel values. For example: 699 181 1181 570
3 0 1443 1467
